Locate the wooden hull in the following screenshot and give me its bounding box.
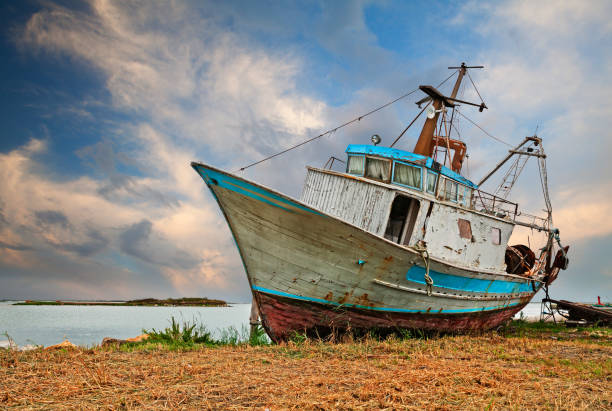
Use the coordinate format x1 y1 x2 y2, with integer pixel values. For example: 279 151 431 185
192 162 538 342
256 292 526 341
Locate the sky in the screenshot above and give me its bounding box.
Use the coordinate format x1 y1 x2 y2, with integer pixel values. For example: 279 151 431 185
0 0 610 303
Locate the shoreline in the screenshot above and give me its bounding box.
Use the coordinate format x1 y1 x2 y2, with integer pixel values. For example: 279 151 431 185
12 297 229 307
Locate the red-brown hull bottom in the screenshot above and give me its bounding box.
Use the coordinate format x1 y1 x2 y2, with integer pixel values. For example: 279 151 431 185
255 291 527 343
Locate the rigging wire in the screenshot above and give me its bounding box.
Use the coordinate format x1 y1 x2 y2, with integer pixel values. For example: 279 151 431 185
238 70 461 172
537 150 553 223
436 69 460 90
388 69 459 149
454 109 512 147
466 70 485 105
389 102 430 148
237 88 419 172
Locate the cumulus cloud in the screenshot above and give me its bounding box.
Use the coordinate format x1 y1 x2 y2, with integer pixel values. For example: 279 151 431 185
2 0 339 300
0 133 242 299
21 0 327 164
450 1 612 243
2 0 610 302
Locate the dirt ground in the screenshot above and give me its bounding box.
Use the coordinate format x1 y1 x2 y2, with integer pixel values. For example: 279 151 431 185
1 330 611 410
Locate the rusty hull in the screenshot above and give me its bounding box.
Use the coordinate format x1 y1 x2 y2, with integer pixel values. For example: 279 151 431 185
256 291 529 342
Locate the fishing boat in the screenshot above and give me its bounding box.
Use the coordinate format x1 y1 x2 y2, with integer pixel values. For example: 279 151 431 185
192 63 570 342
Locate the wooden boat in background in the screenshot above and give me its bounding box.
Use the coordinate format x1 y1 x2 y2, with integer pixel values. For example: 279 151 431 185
192 63 570 342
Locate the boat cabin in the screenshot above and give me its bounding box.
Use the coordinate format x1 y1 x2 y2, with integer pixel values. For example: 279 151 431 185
301 144 516 273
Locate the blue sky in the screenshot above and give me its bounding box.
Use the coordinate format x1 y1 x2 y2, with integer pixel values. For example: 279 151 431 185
0 0 610 303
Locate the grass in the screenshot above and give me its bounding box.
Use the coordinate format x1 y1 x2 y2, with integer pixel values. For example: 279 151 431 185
1 321 610 409
112 316 271 351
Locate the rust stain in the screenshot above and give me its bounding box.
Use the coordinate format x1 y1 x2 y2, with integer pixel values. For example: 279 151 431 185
354 293 371 306
375 255 394 277
324 292 333 301
338 292 352 304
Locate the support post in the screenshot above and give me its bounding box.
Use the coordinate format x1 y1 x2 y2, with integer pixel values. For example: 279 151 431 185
249 296 261 340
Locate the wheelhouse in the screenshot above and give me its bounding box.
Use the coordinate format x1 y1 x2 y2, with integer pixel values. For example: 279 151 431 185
345 144 477 209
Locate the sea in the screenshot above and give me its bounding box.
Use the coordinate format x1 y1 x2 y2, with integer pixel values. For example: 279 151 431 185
0 302 252 348
0 301 543 348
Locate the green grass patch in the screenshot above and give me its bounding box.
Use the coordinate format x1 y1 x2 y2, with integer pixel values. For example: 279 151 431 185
114 316 270 351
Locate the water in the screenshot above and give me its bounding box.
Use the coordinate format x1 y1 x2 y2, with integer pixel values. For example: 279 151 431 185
0 301 542 348
515 302 541 319
0 301 251 347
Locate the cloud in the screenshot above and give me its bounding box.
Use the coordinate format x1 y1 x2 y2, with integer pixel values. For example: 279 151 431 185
449 1 612 240
450 0 612 298
5 0 336 300
3 0 610 302
0 133 243 300
119 218 201 270
35 210 69 228
20 0 327 165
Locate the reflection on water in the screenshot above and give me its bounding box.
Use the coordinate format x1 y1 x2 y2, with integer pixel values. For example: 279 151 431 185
0 301 542 347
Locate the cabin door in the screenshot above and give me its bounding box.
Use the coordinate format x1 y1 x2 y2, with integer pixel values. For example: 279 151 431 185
384 195 420 245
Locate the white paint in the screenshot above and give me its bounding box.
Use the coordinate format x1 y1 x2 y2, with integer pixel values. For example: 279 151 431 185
302 167 515 272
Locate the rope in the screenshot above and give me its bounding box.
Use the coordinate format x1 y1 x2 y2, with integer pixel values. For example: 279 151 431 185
238 70 462 172
237 88 420 172
454 110 512 147
413 242 434 296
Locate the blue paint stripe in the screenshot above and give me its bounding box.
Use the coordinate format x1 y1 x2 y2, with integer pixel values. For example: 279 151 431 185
406 266 533 294
194 165 322 216
252 285 520 314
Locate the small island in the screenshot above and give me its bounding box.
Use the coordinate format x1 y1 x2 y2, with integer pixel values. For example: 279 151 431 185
13 297 228 307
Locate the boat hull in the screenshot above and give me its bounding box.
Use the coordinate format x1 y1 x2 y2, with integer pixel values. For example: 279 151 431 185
255 291 526 340
192 162 538 342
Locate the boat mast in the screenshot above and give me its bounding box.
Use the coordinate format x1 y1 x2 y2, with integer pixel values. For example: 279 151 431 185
413 63 483 158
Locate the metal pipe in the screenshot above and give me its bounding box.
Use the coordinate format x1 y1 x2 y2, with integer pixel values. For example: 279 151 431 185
513 220 553 232
477 137 531 186
508 150 546 158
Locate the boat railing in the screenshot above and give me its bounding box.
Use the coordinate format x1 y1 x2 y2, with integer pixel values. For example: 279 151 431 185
513 211 550 231
471 189 518 219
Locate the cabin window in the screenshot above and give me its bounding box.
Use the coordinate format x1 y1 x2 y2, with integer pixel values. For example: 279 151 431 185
463 187 472 207
440 178 458 202
365 157 391 181
384 195 421 245
491 227 501 245
347 155 365 175
426 171 437 194
449 181 458 201
393 162 422 189
457 218 472 239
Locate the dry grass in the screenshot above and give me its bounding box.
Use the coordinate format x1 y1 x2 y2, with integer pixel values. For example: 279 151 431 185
1 327 611 410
